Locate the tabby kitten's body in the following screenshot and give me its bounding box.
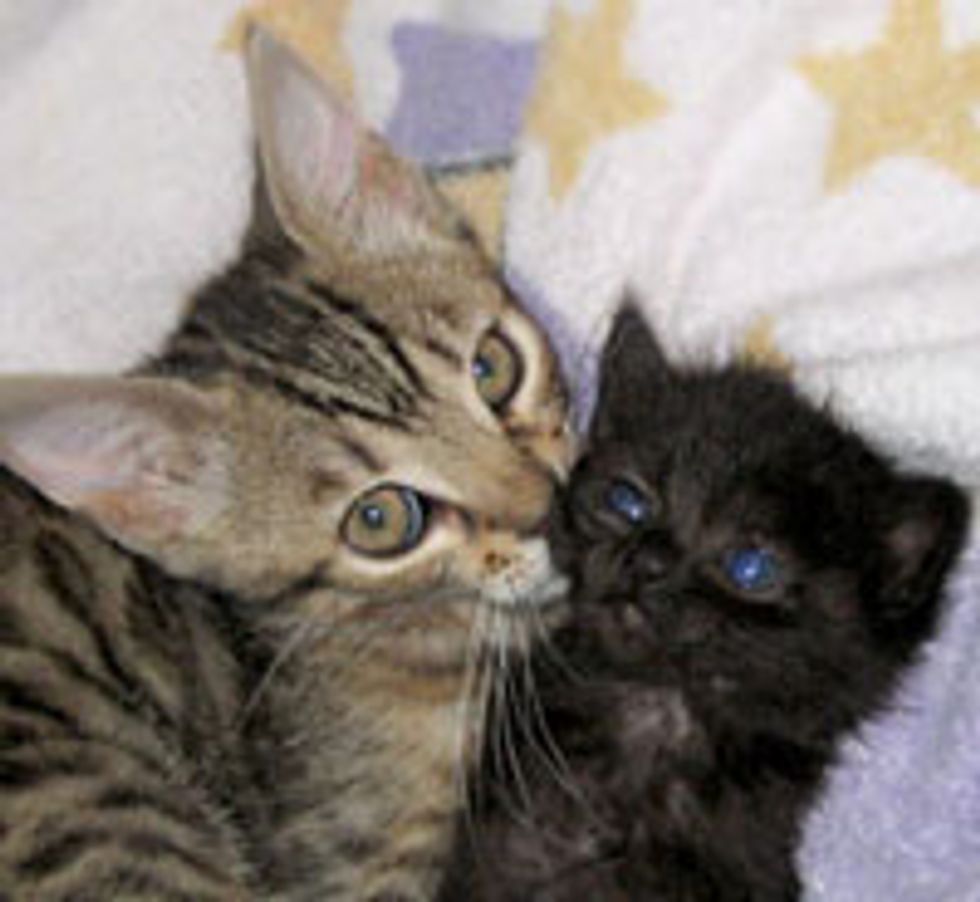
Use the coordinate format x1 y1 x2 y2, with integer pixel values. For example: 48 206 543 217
0 30 569 900
442 307 969 901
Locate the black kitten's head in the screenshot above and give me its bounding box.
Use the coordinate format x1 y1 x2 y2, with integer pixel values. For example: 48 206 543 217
554 304 969 738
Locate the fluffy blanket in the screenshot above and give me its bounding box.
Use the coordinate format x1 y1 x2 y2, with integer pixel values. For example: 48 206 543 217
1 1 978 898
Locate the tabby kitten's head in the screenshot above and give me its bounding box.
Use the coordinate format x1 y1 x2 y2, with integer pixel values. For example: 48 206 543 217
0 30 570 666
555 305 968 735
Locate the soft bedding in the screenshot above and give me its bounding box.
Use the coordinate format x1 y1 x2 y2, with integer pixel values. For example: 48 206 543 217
1 1 978 898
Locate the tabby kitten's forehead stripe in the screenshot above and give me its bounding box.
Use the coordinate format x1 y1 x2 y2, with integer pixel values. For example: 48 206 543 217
305 280 428 396
160 276 430 429
422 336 465 368
335 434 385 474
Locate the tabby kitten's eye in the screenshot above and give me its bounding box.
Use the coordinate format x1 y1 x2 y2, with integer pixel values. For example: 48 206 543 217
605 479 651 526
721 546 782 595
473 330 523 411
342 485 429 557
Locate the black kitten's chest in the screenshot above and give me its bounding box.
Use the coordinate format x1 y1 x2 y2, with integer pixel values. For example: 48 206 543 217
507 656 810 899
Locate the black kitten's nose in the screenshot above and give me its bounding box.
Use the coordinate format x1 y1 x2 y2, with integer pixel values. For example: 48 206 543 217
629 529 680 585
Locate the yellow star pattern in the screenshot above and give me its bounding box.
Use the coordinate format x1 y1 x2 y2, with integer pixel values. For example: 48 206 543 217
225 0 356 100
799 0 980 190
526 0 668 201
739 315 793 373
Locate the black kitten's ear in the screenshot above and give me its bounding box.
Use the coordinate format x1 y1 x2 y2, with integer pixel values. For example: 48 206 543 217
874 476 970 620
592 300 673 439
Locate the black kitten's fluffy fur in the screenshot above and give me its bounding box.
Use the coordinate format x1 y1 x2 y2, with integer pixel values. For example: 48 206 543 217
442 306 970 902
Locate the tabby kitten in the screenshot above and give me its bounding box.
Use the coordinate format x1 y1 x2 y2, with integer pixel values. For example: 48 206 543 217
0 29 570 901
442 306 969 901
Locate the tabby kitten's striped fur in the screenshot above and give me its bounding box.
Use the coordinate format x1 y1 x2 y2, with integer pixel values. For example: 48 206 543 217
0 29 570 900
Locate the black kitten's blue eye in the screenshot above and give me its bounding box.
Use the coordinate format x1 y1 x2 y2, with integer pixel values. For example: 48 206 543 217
722 546 780 593
605 479 651 525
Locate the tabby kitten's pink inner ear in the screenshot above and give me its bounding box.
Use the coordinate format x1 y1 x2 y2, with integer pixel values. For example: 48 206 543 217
0 377 230 552
245 26 456 259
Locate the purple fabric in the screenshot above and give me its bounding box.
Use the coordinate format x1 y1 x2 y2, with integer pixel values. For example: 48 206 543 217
505 265 598 432
801 537 980 901
385 24 538 166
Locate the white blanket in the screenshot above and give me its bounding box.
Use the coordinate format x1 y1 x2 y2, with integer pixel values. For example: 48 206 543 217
0 0 250 373
2 2 979 900
507 0 980 490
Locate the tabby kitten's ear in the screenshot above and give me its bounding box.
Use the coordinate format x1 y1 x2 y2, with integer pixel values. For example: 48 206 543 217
592 301 673 440
246 26 459 259
0 377 230 555
873 476 970 623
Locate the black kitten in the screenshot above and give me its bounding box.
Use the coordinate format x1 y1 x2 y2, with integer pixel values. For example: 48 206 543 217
441 305 970 902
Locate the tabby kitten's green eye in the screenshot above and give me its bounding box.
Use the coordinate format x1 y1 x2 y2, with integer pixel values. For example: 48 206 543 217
343 485 429 557
473 330 523 411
